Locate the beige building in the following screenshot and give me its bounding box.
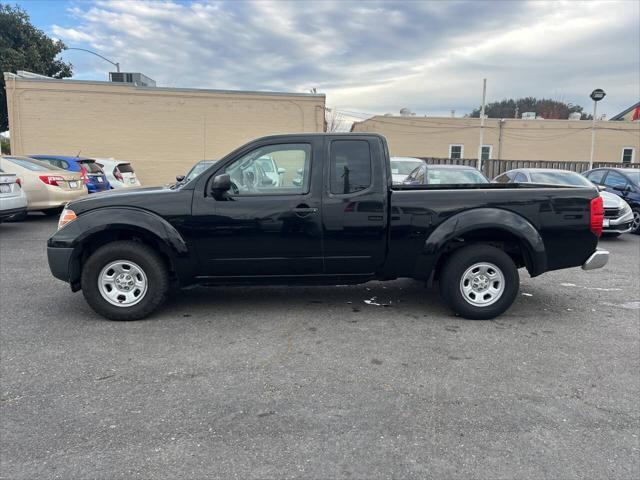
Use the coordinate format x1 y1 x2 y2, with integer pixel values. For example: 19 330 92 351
352 115 639 164
4 72 325 185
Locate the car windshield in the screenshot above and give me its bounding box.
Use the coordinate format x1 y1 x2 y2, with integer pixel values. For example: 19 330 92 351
186 161 215 182
623 170 639 184
256 157 274 172
427 168 489 184
4 156 65 172
391 160 424 175
530 171 593 187
79 161 103 174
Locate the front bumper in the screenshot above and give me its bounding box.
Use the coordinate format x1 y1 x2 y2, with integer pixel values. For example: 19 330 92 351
603 209 634 234
47 247 74 282
582 248 609 270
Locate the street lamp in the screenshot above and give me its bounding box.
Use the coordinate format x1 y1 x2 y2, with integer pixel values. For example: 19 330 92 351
64 47 120 73
589 88 606 170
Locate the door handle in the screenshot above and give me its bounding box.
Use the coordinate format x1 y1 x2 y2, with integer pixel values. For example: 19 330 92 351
292 205 318 216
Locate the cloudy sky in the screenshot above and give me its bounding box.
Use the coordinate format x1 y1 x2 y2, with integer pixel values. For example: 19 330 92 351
16 0 640 121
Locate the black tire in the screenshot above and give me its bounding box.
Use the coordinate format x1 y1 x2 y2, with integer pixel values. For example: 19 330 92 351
42 207 63 216
81 241 169 320
439 244 519 320
631 208 640 235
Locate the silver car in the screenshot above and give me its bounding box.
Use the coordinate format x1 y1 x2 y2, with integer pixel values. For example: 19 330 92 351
494 168 634 236
0 168 28 222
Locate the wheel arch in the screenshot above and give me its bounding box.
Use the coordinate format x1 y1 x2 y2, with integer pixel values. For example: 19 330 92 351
53 208 191 290
416 207 547 278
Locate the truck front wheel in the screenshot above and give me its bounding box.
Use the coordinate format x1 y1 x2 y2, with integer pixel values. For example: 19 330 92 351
439 244 519 320
81 241 169 320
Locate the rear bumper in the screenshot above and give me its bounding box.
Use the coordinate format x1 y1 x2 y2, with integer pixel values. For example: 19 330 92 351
47 247 74 282
0 205 27 220
582 248 609 270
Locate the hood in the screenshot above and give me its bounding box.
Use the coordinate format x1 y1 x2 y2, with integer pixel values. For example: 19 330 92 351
600 190 628 209
66 185 171 214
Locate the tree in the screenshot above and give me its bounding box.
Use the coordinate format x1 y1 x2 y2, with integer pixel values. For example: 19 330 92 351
325 108 347 132
0 4 72 131
469 97 592 120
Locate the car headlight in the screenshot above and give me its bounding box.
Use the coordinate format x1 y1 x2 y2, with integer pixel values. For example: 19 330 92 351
58 208 77 230
620 201 631 214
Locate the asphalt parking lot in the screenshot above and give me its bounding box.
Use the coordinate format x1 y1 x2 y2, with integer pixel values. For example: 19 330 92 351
1 215 639 479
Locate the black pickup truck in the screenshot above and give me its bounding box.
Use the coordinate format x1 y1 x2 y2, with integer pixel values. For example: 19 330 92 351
47 133 608 321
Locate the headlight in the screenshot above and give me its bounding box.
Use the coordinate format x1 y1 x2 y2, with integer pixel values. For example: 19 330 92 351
620 201 631 214
58 208 77 230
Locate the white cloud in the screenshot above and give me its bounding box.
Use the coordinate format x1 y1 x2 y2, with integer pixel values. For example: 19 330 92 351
52 0 639 118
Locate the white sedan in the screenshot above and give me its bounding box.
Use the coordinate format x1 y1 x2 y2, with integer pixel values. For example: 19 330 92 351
390 157 426 184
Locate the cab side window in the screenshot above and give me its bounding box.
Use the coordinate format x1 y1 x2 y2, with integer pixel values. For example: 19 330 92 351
603 171 628 189
223 143 311 196
330 140 372 194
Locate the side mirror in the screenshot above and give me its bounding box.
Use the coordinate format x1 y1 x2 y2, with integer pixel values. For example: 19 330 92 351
624 184 633 194
176 175 185 182
277 167 286 175
210 173 231 198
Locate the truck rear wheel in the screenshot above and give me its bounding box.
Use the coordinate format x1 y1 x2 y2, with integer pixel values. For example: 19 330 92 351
439 244 519 320
81 241 169 320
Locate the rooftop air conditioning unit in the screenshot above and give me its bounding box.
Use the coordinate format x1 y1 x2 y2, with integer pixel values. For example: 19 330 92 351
109 72 156 87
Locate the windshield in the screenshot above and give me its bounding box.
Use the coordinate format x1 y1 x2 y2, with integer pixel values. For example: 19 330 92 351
427 168 489 184
4 156 65 172
256 157 274 172
186 161 216 182
530 171 593 187
391 160 424 175
79 160 103 174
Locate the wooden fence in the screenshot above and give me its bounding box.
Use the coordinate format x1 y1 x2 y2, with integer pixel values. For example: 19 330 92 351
417 157 639 179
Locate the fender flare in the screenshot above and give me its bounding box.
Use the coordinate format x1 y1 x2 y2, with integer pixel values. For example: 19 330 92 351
48 207 191 286
418 207 547 277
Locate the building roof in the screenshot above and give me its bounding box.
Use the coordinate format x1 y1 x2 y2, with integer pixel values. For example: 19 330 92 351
3 71 326 99
610 101 640 121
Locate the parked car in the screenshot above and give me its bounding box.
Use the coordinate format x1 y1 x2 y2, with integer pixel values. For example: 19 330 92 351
93 158 142 189
176 160 218 186
390 157 425 184
494 168 634 236
403 164 489 185
0 156 87 216
255 155 286 186
47 133 607 322
29 155 111 193
583 168 640 234
0 168 28 222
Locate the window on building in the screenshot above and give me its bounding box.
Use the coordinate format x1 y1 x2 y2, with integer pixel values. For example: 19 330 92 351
330 140 372 194
621 148 635 164
481 145 492 161
449 144 464 159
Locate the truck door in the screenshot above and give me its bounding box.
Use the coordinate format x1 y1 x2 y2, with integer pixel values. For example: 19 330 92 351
321 136 388 275
191 138 324 277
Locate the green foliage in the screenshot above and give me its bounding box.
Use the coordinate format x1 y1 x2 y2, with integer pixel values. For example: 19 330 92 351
0 136 9 154
0 3 73 131
469 97 592 120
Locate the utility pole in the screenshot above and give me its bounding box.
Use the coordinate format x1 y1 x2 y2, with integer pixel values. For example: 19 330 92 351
589 88 606 170
477 78 487 171
65 47 120 72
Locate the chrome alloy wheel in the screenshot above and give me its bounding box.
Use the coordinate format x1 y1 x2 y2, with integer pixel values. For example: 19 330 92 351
459 262 505 307
632 210 640 233
98 260 148 307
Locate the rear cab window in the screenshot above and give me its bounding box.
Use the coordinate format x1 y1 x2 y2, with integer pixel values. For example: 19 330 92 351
329 140 372 194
